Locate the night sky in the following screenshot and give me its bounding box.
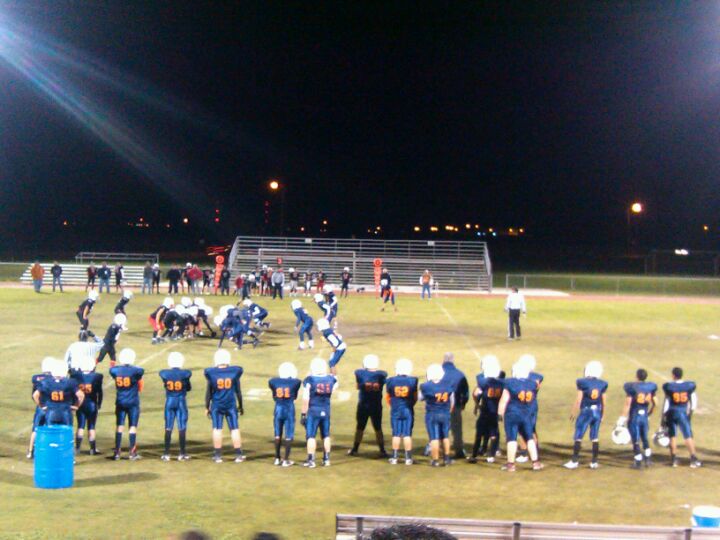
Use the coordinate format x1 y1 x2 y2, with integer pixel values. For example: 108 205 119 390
1 1 719 255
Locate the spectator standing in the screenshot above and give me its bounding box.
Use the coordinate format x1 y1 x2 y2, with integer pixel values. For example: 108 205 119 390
441 353 469 458
142 262 153 294
181 263 191 293
86 263 97 291
166 265 181 294
152 264 162 293
420 270 433 299
234 274 244 296
51 261 64 292
188 264 203 295
505 287 527 340
316 270 326 293
30 261 44 293
271 267 285 299
202 268 212 294
114 263 125 294
97 262 111 293
219 265 231 295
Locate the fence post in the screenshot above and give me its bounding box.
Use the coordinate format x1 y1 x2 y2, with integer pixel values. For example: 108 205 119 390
570 277 575 290
523 275 527 288
356 516 364 540
684 528 692 540
512 522 521 540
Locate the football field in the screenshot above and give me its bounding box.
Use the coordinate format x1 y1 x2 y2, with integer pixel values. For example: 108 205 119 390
1 287 719 539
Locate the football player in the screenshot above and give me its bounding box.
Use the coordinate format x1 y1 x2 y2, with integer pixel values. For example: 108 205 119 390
70 354 103 454
114 290 133 314
617 368 657 468
385 358 418 465
193 297 217 337
96 313 127 367
27 357 54 458
301 357 337 468
564 361 608 469
340 267 352 298
662 367 701 468
380 286 397 312
109 348 144 460
516 354 543 462
348 355 388 458
33 358 84 427
204 349 245 463
469 355 504 463
498 360 543 471
291 299 314 350
159 352 192 461
288 268 300 297
243 299 270 329
76 290 99 341
268 362 302 466
419 363 454 466
149 297 173 344
303 270 313 296
324 285 339 326
317 318 346 375
314 292 331 321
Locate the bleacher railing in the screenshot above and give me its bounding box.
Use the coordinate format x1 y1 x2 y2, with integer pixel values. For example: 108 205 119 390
228 236 492 291
75 252 159 264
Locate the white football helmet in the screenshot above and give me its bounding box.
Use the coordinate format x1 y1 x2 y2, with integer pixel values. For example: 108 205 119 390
323 284 333 293
123 291 133 299
219 304 234 318
278 362 298 379
187 306 199 317
118 348 136 365
213 315 224 327
289 267 295 273
193 297 205 306
481 355 500 379
214 349 231 366
612 426 632 445
584 360 603 379
310 357 328 376
242 299 252 307
512 361 530 379
181 297 192 307
41 356 55 373
653 427 670 448
518 354 536 371
163 297 174 308
174 305 186 316
291 299 302 310
395 358 413 376
363 354 380 370
50 358 68 378
317 318 330 332
88 290 99 301
113 313 127 327
343 267 349 272
168 352 185 369
314 293 325 303
426 363 444 382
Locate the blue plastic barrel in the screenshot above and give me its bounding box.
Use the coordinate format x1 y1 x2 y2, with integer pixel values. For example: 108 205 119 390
34 425 74 489
692 506 720 528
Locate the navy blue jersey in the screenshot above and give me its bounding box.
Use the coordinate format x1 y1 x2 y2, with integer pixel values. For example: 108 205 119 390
159 368 192 398
624 381 658 416
303 375 336 411
386 375 418 412
420 380 453 413
38 377 79 409
322 328 344 348
249 304 267 318
293 307 313 325
269 377 302 404
204 365 243 410
577 377 608 408
71 371 104 405
109 365 145 407
355 369 388 407
326 291 338 308
476 375 504 415
31 373 50 396
503 378 537 415
316 300 331 317
528 371 544 412
662 381 696 410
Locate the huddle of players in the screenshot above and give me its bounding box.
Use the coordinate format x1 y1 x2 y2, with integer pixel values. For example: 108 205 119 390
237 265 353 298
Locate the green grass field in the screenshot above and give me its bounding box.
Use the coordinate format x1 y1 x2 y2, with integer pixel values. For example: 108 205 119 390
1 288 719 539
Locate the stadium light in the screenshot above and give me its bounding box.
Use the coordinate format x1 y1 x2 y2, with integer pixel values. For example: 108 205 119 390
631 202 643 214
413 226 421 232
269 180 280 191
430 226 438 232
182 217 189 224
703 224 709 232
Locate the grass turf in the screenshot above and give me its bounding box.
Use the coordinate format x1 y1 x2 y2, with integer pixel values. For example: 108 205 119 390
1 288 719 539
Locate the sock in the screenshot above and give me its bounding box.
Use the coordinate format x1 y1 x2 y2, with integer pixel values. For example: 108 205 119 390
75 435 82 450
274 438 282 459
129 433 137 453
307 453 314 462
323 451 329 461
284 440 292 461
670 452 676 461
404 450 412 460
591 442 599 463
392 449 398 459
234 447 243 456
114 432 122 452
572 441 581 461
89 439 96 452
164 431 172 454
691 454 697 461
213 448 221 458
179 430 186 454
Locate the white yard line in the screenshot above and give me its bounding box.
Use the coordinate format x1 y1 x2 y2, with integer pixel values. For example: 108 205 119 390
437 301 482 361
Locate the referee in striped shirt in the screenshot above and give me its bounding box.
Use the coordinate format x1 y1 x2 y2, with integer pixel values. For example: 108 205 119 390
504 287 526 340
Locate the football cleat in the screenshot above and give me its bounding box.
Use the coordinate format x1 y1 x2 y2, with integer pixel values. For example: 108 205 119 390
466 456 478 464
213 456 223 463
589 462 599 469
486 456 495 464
129 452 141 461
532 461 545 471
161 454 171 462
273 458 281 466
303 460 316 468
430 460 441 467
563 460 579 469
671 457 679 468
388 457 398 465
443 457 453 466
322 459 331 467
631 460 643 470
404 458 413 466
281 460 294 467
501 463 516 472
690 459 702 468
347 449 358 456
113 451 121 461
26 451 33 459
234 455 246 463
178 454 191 461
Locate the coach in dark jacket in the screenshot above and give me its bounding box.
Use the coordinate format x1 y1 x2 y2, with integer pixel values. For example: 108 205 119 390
166 265 181 294
50 262 63 292
442 352 470 459
97 262 112 293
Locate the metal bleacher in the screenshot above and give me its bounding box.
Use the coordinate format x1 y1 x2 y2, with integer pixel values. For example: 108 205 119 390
228 236 492 291
75 252 159 264
336 514 719 540
20 263 147 286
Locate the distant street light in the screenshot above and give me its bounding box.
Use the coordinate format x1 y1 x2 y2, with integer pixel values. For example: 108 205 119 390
627 202 643 253
269 180 279 191
267 179 284 235
631 202 643 214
